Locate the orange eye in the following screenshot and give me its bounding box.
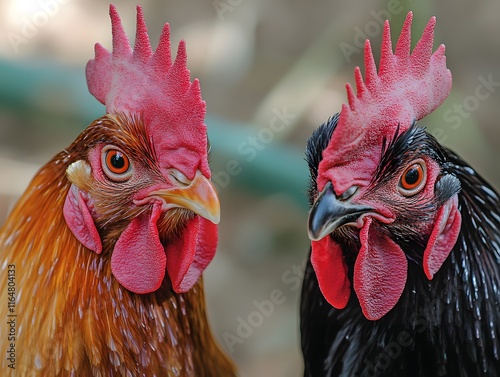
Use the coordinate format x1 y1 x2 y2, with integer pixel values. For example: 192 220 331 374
399 160 426 196
106 150 129 174
102 147 133 181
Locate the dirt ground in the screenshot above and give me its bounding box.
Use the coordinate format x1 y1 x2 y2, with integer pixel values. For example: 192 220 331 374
1 1 500 376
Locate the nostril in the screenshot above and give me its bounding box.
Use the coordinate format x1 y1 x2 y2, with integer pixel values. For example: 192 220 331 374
168 169 190 187
338 186 358 201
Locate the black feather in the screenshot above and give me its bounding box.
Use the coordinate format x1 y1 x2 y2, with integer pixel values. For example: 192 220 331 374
306 114 339 205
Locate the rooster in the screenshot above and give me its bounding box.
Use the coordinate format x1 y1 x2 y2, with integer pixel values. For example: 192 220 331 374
301 12 500 377
0 5 235 376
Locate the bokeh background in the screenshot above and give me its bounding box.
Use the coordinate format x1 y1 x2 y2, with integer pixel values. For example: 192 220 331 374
1 0 499 376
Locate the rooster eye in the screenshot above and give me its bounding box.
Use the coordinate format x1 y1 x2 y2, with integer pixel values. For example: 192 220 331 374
399 160 426 196
102 147 133 182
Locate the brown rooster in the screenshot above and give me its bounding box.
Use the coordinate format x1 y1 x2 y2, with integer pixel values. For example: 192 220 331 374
0 5 235 376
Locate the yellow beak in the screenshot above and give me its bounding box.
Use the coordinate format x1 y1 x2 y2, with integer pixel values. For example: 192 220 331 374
148 170 220 224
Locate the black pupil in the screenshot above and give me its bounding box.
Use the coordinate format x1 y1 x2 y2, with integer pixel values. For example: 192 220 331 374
405 167 420 185
110 152 125 169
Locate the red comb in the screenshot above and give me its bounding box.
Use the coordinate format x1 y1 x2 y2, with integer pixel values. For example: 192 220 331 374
86 5 210 180
317 12 451 194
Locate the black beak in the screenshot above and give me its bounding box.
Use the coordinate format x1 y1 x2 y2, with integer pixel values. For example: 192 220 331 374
308 182 373 241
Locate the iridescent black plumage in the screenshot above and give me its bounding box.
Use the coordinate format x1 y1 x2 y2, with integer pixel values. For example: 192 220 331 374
301 115 500 376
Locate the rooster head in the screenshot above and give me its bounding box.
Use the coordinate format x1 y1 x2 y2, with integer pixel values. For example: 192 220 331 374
307 12 462 320
62 5 218 295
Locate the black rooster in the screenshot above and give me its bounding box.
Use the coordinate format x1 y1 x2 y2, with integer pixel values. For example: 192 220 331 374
301 12 500 377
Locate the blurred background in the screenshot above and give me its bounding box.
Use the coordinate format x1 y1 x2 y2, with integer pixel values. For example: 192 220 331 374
1 0 499 375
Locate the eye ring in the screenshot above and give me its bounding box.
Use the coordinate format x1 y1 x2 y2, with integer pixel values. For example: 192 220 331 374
398 159 426 196
101 146 133 182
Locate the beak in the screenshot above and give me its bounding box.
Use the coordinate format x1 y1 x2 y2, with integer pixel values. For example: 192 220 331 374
308 182 372 241
149 170 220 224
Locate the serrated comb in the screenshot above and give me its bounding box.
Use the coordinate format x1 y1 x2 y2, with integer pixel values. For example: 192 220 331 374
317 12 451 194
85 4 210 180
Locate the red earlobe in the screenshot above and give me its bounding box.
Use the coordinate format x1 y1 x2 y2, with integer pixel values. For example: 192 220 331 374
423 195 461 279
63 184 102 254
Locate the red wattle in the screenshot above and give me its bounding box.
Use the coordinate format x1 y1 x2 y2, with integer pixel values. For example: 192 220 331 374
311 236 350 309
353 218 408 320
165 216 217 293
111 202 166 294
